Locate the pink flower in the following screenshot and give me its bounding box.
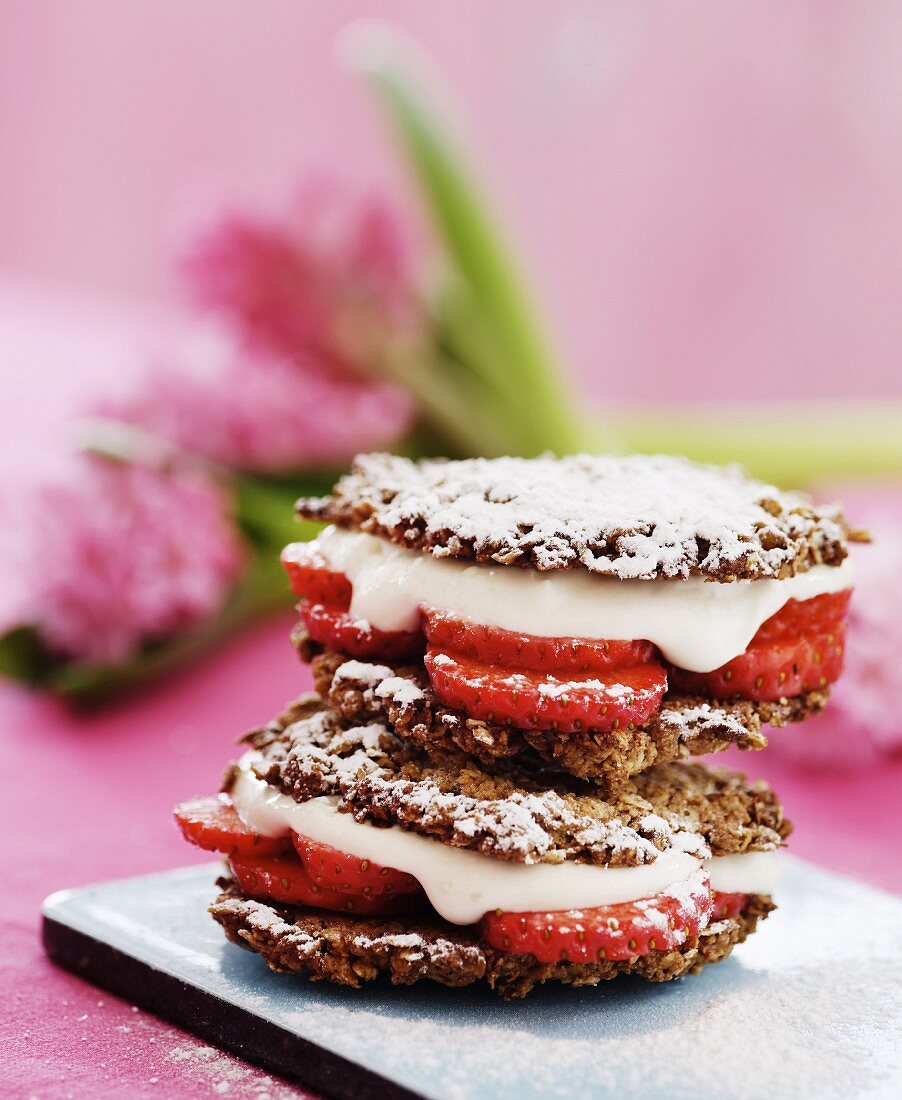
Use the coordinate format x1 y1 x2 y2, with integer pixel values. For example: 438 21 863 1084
101 321 414 472
103 179 419 471
771 511 902 769
0 456 244 664
179 178 418 371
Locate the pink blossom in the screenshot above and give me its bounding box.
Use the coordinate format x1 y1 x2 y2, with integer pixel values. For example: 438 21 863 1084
0 456 244 664
178 178 418 370
103 179 419 471
770 512 902 770
101 322 413 472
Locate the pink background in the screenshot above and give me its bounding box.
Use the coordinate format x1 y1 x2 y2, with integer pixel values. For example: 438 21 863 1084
2 0 901 404
2 3 902 1097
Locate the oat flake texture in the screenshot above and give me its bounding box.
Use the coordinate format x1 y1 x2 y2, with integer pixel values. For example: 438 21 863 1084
297 453 854 581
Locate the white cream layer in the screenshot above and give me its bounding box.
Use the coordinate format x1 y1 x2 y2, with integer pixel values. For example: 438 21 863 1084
230 757 779 925
310 527 853 673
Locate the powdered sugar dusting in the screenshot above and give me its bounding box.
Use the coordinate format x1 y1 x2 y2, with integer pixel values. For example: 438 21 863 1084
350 930 479 966
374 676 426 707
302 452 851 581
268 707 723 867
345 772 657 864
334 660 395 687
268 709 404 793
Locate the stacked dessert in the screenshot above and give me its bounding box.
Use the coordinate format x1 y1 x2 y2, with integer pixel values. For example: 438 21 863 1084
175 454 858 998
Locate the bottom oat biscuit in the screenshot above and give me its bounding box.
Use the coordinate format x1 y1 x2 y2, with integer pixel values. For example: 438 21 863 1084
210 879 774 1000
181 697 787 1004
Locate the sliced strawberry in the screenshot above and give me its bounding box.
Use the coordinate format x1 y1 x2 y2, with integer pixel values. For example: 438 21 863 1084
293 835 421 896
424 647 667 733
421 608 656 674
301 602 424 662
480 873 713 963
173 795 291 858
670 623 845 702
281 542 352 608
754 589 851 643
711 892 749 921
229 852 421 916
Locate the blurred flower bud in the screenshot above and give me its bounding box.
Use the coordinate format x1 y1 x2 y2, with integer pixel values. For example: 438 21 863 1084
102 178 419 471
178 176 420 371
0 455 244 664
100 319 414 473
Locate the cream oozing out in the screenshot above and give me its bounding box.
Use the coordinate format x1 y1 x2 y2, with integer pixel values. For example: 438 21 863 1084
308 527 853 674
230 756 780 925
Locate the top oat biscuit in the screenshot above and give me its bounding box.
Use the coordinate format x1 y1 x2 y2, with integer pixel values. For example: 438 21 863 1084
299 451 858 580
296 453 855 581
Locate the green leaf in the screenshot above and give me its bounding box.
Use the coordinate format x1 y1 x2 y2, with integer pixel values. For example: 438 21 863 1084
234 472 332 549
0 626 55 686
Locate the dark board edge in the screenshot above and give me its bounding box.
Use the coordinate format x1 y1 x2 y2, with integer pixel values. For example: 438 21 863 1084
42 913 424 1100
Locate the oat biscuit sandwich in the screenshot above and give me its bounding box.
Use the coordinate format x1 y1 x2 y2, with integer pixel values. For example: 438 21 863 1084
175 697 788 999
173 451 856 999
284 453 858 784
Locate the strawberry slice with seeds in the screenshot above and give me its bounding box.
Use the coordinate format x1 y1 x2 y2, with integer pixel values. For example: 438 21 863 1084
480 872 713 963
281 542 352 608
229 852 421 916
301 602 424 662
421 608 656 673
670 624 845 702
293 835 421 896
711 892 749 921
754 589 851 644
424 647 667 733
174 795 291 858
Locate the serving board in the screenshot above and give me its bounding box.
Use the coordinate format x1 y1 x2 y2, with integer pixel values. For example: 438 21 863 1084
43 856 902 1100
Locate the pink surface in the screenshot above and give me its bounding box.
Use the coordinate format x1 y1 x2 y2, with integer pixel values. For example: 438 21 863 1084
2 1 901 405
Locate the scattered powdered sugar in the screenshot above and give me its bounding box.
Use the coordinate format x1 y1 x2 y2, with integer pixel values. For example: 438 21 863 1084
670 831 712 858
660 866 710 911
265 706 776 869
350 930 478 967
224 899 323 957
304 452 850 581
356 932 423 948
280 710 404 792
638 813 670 838
334 660 395 687
655 702 754 743
327 657 770 777
340 770 683 866
166 1042 299 1099
535 677 633 700
374 676 426 707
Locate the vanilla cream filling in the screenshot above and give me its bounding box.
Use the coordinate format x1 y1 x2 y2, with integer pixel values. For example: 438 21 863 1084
310 527 853 673
230 757 779 925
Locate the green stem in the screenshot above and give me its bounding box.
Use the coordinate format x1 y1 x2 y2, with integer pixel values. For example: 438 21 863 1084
234 475 325 547
605 401 902 486
344 24 588 455
380 345 522 457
